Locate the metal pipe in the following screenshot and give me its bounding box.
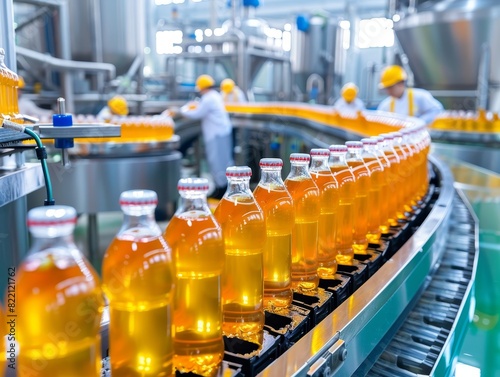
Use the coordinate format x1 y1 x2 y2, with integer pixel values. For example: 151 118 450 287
16 46 116 77
1 0 16 70
14 6 50 33
477 43 490 110
89 0 104 92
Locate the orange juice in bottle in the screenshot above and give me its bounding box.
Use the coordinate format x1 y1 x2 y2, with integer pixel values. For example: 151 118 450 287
372 136 392 234
309 148 339 278
253 158 294 310
17 206 104 377
164 178 225 376
380 134 403 225
328 145 355 264
400 129 421 205
392 131 414 214
360 138 384 244
345 141 370 254
284 153 320 292
214 166 266 347
102 190 174 377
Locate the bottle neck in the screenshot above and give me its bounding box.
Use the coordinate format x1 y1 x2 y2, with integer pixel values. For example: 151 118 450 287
346 148 364 162
28 232 77 255
177 192 211 214
329 153 348 167
119 210 161 237
227 177 253 196
259 169 285 187
287 163 310 179
310 157 329 171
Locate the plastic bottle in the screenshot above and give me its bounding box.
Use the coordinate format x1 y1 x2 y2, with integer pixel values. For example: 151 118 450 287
309 148 339 278
253 158 294 310
214 166 266 347
284 153 320 292
102 190 174 377
164 178 225 376
17 205 104 377
391 131 413 215
328 145 355 264
360 138 384 244
345 141 370 254
400 129 421 206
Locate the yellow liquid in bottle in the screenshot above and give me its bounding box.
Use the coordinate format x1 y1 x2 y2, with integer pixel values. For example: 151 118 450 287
384 149 401 226
17 251 104 377
165 213 225 377
102 235 174 377
253 185 294 310
347 161 370 254
284 177 320 292
214 197 266 346
310 170 339 278
329 167 355 264
394 145 412 215
363 158 384 244
376 153 392 234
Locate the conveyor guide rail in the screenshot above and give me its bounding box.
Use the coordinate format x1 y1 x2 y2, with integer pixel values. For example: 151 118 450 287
366 192 477 377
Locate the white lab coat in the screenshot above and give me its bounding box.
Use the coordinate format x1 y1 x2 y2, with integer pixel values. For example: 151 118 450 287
96 106 113 121
377 88 444 125
180 89 234 187
333 98 366 112
18 97 52 119
222 86 247 103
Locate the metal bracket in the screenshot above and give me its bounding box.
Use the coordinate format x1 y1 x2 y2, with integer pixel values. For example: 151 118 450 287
307 338 347 377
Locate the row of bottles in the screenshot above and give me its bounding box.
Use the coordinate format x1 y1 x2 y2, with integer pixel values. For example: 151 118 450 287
0 48 20 119
4 124 431 377
431 109 500 133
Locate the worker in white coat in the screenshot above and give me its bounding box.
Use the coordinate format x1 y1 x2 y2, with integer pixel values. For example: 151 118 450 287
377 65 443 125
179 74 234 199
220 78 247 103
333 83 366 112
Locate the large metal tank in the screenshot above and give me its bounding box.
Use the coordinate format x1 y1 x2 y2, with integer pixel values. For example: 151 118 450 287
394 0 500 110
69 0 146 75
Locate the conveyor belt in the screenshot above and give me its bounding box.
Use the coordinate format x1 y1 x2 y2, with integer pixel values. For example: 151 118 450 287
365 192 477 377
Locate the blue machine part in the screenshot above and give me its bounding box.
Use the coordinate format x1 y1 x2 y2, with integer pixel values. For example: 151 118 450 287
243 0 260 7
53 113 74 149
296 14 310 32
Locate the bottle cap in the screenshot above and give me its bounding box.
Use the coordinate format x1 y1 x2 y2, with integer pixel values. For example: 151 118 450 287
328 145 348 153
345 141 363 149
119 190 158 206
289 153 310 162
27 205 77 227
177 178 210 191
310 148 330 157
360 138 377 145
259 158 283 168
226 166 252 177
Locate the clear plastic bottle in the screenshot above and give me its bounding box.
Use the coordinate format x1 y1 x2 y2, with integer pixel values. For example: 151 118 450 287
164 178 225 376
360 138 385 244
345 141 370 254
214 166 266 347
309 148 339 278
102 190 174 377
284 153 320 292
253 158 294 310
17 206 104 377
328 145 355 264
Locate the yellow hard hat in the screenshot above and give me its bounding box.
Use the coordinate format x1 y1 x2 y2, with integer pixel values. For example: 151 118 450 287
379 65 407 89
196 74 215 91
341 83 358 103
220 78 235 94
108 95 129 116
18 76 25 89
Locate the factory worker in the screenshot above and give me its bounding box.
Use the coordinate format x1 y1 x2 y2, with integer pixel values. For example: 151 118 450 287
179 74 234 199
97 95 129 121
333 83 366 112
377 65 443 125
17 77 53 119
220 78 247 103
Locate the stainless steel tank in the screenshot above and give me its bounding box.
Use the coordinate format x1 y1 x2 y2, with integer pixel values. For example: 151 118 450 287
394 0 500 109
